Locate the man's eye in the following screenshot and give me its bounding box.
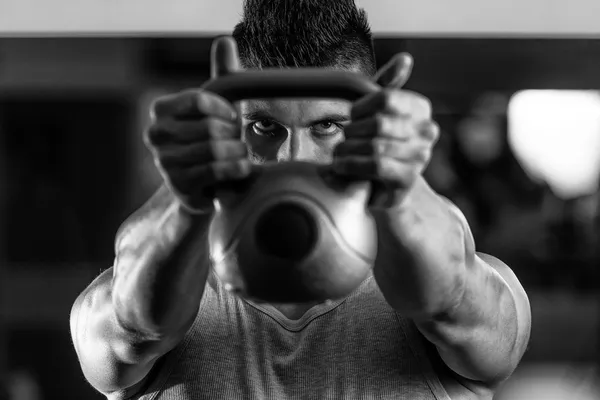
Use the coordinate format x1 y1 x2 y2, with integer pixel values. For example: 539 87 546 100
313 121 342 136
251 120 279 136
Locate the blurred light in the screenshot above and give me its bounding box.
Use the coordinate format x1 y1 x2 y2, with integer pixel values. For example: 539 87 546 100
508 90 600 200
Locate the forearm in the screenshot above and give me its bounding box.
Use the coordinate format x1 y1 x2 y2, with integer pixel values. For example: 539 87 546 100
112 193 212 341
373 177 529 382
373 177 469 318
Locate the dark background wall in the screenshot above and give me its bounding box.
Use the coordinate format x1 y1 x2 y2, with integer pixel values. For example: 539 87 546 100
0 37 598 399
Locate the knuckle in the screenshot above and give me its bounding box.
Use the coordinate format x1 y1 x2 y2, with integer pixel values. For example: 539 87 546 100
151 92 178 119
374 113 390 135
204 118 222 138
230 141 249 159
416 147 431 164
373 156 388 176
149 97 166 120
207 141 222 160
421 96 432 114
422 148 433 164
372 138 386 155
144 123 162 147
234 158 251 176
213 117 238 139
197 90 235 119
430 121 441 141
420 120 440 142
419 96 432 118
194 90 211 114
409 92 432 119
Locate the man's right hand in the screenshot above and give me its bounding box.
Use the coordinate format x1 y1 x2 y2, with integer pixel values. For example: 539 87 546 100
144 36 251 213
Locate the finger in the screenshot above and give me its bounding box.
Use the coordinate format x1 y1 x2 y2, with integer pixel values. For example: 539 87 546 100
145 118 240 147
334 138 429 163
152 90 238 121
158 140 248 168
211 36 241 79
332 156 416 187
374 52 413 89
351 89 431 121
344 114 413 140
168 159 253 195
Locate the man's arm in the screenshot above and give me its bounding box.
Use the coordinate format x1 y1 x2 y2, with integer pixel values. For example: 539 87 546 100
373 176 531 391
70 188 212 396
71 39 249 397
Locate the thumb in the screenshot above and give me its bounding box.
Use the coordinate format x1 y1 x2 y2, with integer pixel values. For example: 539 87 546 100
374 52 413 88
210 36 241 79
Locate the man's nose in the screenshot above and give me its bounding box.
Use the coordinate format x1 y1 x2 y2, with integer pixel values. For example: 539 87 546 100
276 131 316 162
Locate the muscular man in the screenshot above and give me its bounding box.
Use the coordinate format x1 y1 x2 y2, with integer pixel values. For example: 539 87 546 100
70 1 531 399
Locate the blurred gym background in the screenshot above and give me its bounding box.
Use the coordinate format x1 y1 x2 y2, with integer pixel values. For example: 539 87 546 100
0 1 600 399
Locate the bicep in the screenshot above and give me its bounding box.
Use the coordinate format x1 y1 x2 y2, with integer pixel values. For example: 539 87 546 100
70 268 159 397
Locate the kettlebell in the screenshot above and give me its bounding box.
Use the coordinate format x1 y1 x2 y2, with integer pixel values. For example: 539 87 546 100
204 69 381 303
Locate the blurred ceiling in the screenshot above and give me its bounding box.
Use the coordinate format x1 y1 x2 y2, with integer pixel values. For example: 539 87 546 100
1 0 600 36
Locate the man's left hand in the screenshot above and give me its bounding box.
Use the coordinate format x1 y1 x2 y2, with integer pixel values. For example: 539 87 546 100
333 53 440 209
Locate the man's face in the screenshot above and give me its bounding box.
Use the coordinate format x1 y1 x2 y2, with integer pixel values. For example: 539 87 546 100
239 98 352 165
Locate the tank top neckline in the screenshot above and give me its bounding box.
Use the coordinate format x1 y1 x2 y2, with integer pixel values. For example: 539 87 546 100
242 273 375 332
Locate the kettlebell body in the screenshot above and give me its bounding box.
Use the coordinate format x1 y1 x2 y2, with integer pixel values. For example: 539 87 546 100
209 162 377 303
204 68 381 303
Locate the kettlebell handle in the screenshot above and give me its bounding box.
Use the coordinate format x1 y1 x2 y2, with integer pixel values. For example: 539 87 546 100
203 68 381 102
202 69 382 207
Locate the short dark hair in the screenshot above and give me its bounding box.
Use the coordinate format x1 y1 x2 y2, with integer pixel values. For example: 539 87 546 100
232 0 377 76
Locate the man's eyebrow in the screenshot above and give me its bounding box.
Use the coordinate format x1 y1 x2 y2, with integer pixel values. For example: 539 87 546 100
312 113 351 123
242 110 274 120
242 110 351 124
